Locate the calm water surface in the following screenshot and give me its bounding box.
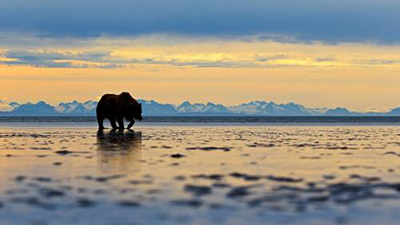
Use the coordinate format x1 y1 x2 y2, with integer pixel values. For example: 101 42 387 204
1 124 400 225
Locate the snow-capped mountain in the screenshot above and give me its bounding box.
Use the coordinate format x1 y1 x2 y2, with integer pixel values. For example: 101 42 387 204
1 99 400 116
323 107 355 116
55 100 97 115
228 101 313 116
9 102 21 109
56 100 80 113
83 101 97 111
307 107 330 115
177 101 229 114
10 101 58 116
387 107 400 116
139 100 177 115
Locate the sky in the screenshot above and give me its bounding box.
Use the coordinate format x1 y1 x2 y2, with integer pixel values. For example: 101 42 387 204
1 0 400 111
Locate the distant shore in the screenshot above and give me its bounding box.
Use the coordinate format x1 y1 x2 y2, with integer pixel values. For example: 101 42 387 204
1 116 400 127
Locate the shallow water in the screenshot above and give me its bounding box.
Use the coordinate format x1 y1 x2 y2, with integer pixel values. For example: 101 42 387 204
1 126 400 225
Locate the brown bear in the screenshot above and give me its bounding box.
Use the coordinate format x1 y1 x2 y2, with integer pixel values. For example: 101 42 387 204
96 92 143 130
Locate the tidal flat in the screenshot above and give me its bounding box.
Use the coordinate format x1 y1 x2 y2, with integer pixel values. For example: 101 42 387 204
1 125 400 225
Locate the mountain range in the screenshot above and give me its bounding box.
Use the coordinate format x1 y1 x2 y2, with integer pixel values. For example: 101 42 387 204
0 100 400 116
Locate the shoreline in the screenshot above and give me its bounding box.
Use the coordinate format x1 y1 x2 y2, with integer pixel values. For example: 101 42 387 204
2 122 400 128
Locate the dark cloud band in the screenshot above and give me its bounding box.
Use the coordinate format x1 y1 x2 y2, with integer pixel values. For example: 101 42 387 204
0 0 399 44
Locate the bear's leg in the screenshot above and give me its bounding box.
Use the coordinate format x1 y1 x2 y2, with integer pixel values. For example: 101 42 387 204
117 117 124 130
110 117 118 130
127 119 135 129
97 114 105 130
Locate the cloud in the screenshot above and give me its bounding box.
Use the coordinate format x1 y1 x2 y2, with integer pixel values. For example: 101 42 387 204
1 50 120 68
255 54 289 62
1 48 399 69
0 0 399 44
0 49 316 68
4 50 110 62
0 49 251 68
315 57 336 62
356 59 399 65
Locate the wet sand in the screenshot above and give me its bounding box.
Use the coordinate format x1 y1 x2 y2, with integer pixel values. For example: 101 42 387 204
1 125 400 225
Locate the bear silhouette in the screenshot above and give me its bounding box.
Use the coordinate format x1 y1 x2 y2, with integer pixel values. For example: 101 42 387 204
96 92 143 130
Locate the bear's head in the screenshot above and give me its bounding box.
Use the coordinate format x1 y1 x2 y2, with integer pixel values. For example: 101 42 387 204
128 102 143 121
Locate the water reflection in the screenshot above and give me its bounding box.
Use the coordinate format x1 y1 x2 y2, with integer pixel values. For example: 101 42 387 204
96 130 142 172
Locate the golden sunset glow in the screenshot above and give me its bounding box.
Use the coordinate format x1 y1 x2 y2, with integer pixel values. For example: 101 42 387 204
1 38 400 111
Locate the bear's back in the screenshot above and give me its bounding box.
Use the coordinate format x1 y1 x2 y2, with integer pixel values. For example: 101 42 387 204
97 92 139 111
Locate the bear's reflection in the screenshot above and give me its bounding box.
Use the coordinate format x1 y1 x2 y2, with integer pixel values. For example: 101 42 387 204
96 130 142 172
